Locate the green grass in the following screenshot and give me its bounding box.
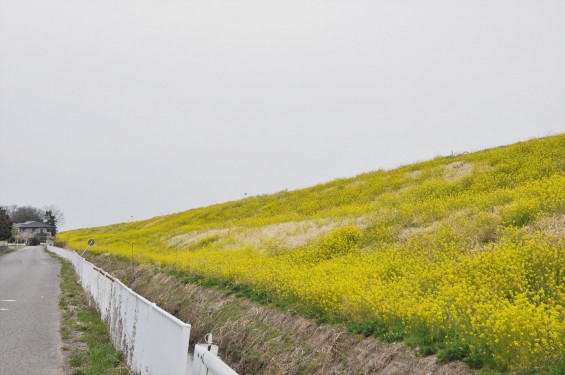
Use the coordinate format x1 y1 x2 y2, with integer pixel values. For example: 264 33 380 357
57 255 130 375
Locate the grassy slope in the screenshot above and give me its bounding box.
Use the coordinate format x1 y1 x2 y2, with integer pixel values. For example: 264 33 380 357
59 134 565 372
85 253 469 375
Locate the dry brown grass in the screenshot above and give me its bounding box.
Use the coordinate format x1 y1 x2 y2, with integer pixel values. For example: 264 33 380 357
142 218 164 228
231 216 373 250
398 222 439 242
347 179 367 188
533 214 565 237
168 229 230 247
229 220 339 249
443 162 474 182
406 170 423 179
168 217 375 252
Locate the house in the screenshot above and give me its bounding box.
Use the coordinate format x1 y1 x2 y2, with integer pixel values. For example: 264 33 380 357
13 221 54 243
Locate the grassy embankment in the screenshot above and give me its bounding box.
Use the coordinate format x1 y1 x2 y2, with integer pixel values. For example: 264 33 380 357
85 252 468 375
59 134 565 373
57 255 130 374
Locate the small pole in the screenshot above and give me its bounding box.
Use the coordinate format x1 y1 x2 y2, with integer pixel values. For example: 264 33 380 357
131 243 134 274
80 245 89 256
206 333 213 352
81 239 95 257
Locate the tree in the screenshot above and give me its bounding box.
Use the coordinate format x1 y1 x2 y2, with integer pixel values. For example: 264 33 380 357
0 207 12 241
43 210 57 236
1 204 65 238
42 205 64 236
8 206 43 223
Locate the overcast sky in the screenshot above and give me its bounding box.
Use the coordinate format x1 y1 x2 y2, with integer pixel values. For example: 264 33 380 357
1 0 564 231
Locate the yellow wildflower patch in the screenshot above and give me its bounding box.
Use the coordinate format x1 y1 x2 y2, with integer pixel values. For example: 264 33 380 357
58 134 565 370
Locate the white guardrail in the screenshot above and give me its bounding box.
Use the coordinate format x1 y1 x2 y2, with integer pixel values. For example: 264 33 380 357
193 344 239 375
47 245 238 375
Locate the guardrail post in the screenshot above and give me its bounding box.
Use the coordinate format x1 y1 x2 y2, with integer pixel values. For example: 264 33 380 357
193 344 219 375
193 343 239 375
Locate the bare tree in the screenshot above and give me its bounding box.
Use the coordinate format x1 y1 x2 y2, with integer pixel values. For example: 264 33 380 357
8 206 43 223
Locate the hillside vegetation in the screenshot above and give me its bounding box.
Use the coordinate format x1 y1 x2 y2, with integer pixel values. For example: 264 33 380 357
59 135 565 372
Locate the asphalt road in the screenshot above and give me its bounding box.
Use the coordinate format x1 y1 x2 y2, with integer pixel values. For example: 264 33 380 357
0 246 63 375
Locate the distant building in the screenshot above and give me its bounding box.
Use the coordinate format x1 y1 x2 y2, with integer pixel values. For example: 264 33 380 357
13 221 54 243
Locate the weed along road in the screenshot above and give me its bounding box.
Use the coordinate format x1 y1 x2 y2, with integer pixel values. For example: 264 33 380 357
0 246 63 375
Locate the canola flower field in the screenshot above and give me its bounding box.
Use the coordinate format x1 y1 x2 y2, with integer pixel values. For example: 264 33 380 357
59 135 565 372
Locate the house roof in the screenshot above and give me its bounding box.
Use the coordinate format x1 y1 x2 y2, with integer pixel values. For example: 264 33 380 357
14 221 54 229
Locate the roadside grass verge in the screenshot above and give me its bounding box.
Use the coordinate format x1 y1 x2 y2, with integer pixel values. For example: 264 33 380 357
0 245 13 256
57 256 130 375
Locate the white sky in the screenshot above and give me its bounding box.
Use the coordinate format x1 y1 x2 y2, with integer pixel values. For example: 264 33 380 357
1 0 564 231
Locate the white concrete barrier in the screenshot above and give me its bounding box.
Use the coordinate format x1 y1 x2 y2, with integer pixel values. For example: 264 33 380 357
47 245 191 375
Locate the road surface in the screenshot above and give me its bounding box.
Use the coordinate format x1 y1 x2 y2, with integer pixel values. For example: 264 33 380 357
0 246 63 375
